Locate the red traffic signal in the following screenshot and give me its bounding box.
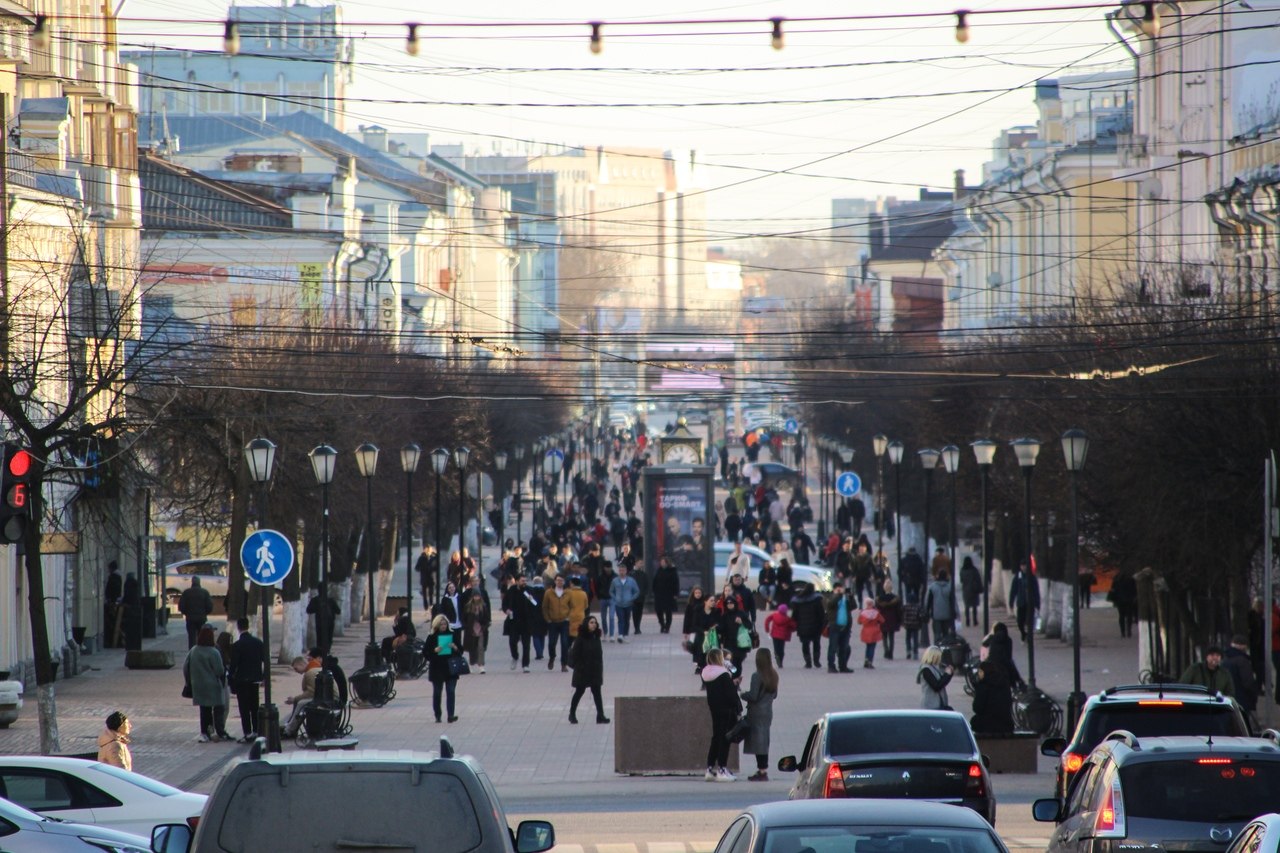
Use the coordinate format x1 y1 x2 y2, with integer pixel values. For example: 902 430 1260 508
6 448 30 477
0 444 32 544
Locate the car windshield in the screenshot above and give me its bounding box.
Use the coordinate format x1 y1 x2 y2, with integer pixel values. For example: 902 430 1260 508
88 763 183 796
1121 760 1280 823
1080 705 1245 752
762 825 1003 853
828 717 973 756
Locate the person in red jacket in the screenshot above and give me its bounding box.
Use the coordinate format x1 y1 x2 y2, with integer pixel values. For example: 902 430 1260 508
764 604 796 668
858 597 885 670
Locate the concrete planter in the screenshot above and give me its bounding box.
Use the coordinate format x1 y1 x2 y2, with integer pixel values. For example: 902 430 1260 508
124 650 175 670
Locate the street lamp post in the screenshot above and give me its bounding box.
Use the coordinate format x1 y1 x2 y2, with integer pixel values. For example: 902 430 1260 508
888 441 904 593
918 448 940 558
495 450 508 549
514 445 526 543
971 439 997 634
454 446 470 579
243 437 281 752
431 447 449 594
355 442 381 670
941 445 960 623
815 437 827 541
839 445 855 535
1012 437 1042 688
308 444 337 658
400 443 421 623
1062 428 1090 732
532 438 544 521
873 434 888 559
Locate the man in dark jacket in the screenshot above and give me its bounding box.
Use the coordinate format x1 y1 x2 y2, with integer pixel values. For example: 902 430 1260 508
414 545 437 610
177 577 214 648
899 546 926 597
789 583 825 669
1223 634 1258 722
1179 645 1235 696
651 557 679 633
228 617 265 743
502 574 536 672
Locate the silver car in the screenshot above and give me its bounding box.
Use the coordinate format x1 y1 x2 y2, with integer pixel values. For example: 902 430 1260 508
0 795 150 852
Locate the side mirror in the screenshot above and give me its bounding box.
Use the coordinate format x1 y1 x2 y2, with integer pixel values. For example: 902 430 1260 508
1031 798 1063 823
777 755 798 772
1040 737 1067 757
152 824 193 853
516 820 555 853
981 754 990 769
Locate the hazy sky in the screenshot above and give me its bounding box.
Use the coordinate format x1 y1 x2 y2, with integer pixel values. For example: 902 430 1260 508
117 1 1134 232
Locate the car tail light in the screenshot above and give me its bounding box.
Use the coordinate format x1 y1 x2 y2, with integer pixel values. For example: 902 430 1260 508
1094 778 1126 838
1063 752 1086 773
823 763 845 798
1197 757 1232 765
965 763 985 797
187 815 201 830
1138 700 1183 706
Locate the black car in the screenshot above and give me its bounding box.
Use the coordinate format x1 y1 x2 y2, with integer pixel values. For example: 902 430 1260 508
712 799 1006 853
1040 683 1249 797
1034 731 1280 853
778 710 995 824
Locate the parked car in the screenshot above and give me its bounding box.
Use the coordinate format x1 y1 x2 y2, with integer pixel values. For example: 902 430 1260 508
0 757 205 838
1040 683 1250 797
713 542 833 594
1033 731 1280 853
1224 812 1280 853
742 462 800 490
150 737 555 853
777 710 996 824
0 794 150 852
712 799 1006 853
164 558 231 607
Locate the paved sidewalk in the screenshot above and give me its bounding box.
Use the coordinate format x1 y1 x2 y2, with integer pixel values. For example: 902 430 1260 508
0 588 1135 800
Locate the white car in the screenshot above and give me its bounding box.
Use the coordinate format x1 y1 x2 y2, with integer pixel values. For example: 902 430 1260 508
713 542 833 592
0 757 207 838
0 795 149 852
164 557 231 605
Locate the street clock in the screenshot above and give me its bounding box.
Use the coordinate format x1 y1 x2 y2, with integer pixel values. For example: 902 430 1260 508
659 418 703 465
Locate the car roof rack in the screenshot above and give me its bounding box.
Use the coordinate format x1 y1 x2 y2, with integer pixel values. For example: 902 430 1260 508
1103 729 1141 750
1101 683 1212 701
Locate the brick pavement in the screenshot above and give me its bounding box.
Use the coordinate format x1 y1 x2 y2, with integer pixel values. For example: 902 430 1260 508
0 588 1136 801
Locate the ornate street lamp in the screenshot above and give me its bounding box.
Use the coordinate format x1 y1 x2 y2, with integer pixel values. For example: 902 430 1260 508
355 442 380 669
308 444 337 658
971 439 997 634
454 446 470 580
243 437 280 752
513 444 526 542
1061 428 1090 731
494 450 509 548
918 448 941 559
431 447 449 594
873 434 888 557
1011 437 1042 687
941 444 960 624
400 443 421 623
888 440 904 593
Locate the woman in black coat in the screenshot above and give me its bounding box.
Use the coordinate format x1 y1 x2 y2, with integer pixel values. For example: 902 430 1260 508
568 615 610 724
652 557 680 634
701 648 743 781
426 615 462 723
981 622 1026 691
682 587 708 670
970 659 1015 734
718 595 750 672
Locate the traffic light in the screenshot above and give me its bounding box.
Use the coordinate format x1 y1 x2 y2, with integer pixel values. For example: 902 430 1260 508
0 443 32 543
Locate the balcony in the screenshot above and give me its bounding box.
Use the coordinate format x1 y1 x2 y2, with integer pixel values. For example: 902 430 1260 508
64 41 105 99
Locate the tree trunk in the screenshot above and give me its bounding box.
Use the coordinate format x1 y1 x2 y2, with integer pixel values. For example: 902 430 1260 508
280 599 306 661
22 455 60 754
334 580 351 632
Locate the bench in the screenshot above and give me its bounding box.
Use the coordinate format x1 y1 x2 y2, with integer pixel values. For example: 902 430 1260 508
975 731 1039 773
614 696 739 775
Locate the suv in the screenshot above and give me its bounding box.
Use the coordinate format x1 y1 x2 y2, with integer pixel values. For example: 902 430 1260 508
1033 731 1280 853
1041 684 1249 796
149 738 554 853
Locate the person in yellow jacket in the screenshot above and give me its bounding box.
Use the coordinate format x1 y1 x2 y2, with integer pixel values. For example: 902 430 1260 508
96 711 132 771
541 574 575 672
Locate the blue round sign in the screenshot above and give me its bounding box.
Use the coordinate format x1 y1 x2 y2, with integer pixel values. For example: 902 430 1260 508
544 448 565 474
836 471 862 497
240 529 294 586
785 418 799 434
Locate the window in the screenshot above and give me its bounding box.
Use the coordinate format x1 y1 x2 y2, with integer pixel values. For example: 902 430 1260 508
1064 763 1095 817
1080 705 1246 753
762 825 1002 853
88 763 182 797
0 771 75 810
729 819 755 853
1120 760 1280 823
798 724 820 770
0 816 16 837
826 716 974 756
716 817 751 853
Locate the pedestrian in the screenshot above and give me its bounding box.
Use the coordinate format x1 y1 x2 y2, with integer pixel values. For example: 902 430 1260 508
177 577 214 649
701 648 742 782
306 590 340 656
437 581 464 648
1108 570 1138 638
540 574 573 672
183 625 229 742
719 594 751 672
959 557 983 627
426 614 461 723
683 586 709 671
789 582 825 669
1078 567 1095 610
96 710 132 770
282 650 322 737
898 546 926 599
415 544 437 610
564 575 590 647
595 561 617 640
740 648 778 782
764 603 796 668
969 660 1014 734
857 597 884 669
501 574 535 672
103 561 122 648
462 578 490 674
824 583 853 673
609 563 640 643
901 585 924 660
214 626 235 742
925 570 956 643
1179 645 1235 696
567 615 610 724
1222 634 1258 727
1009 562 1040 642
228 617 264 743
527 575 548 662
629 559 649 635
916 646 954 710
757 561 777 610
851 542 875 604
981 622 1026 691
652 556 679 634
876 579 902 660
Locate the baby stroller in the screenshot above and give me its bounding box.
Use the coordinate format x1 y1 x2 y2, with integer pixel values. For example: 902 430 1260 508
295 660 353 747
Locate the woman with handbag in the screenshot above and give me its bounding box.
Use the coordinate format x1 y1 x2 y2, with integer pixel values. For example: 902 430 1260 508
917 645 954 710
702 648 743 782
567 615 610 724
183 624 229 742
681 587 708 672
740 648 779 781
427 614 463 723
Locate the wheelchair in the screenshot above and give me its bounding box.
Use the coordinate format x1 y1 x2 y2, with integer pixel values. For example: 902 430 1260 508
295 667 354 748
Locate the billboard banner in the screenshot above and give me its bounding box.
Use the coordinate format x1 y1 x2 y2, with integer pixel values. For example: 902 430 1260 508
643 466 714 597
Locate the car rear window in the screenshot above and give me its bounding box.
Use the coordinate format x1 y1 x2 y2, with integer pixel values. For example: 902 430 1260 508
1121 760 1280 823
216 768 484 852
762 825 1002 853
1080 704 1246 752
828 717 974 756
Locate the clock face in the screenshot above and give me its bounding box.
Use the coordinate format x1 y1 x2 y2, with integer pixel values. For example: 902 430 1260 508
663 443 700 464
